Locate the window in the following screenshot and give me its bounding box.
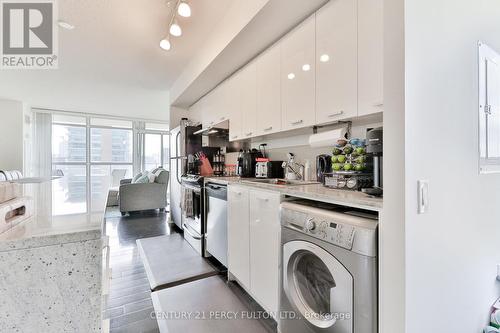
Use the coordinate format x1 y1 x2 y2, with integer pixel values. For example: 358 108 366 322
46 112 168 214
145 133 162 171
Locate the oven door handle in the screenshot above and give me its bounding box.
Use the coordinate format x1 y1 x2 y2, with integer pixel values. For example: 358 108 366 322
183 223 202 240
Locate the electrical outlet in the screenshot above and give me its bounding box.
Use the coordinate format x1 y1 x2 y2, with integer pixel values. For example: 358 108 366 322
417 180 429 214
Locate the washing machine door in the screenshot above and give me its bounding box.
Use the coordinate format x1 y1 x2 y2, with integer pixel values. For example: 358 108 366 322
283 240 353 332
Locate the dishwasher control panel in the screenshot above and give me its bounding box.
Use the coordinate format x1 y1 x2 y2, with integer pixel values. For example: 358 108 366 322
280 201 378 257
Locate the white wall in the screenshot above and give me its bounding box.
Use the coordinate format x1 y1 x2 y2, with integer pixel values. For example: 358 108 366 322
0 99 24 171
405 0 500 331
0 73 169 121
380 0 406 331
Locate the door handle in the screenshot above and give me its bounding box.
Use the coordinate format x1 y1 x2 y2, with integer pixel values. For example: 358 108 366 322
328 111 344 118
183 224 202 240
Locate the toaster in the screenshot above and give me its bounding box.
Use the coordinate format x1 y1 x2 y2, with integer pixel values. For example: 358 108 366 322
255 160 284 178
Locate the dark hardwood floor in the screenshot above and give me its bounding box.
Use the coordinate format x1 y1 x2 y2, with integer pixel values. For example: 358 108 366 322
103 209 172 333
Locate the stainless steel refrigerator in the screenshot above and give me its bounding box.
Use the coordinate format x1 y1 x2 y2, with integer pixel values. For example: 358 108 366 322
169 119 202 230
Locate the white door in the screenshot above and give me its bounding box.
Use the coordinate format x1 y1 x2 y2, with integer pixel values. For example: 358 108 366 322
227 185 250 289
283 240 353 332
256 43 282 136
316 0 358 124
239 62 258 139
281 14 316 131
358 0 384 116
227 75 243 141
249 189 280 314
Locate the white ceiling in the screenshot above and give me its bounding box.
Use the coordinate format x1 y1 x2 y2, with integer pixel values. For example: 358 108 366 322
0 0 235 119
54 0 235 90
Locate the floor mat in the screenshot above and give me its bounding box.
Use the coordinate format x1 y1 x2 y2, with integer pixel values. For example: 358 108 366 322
137 234 218 291
151 276 272 333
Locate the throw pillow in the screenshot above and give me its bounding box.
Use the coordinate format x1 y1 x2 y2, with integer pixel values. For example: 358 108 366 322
133 174 150 184
153 168 164 178
143 170 156 183
132 172 143 183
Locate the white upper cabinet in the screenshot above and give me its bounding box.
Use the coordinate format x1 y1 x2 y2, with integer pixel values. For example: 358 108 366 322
215 81 230 124
256 44 282 136
316 0 358 124
281 15 316 131
201 90 216 128
226 76 242 141
358 0 383 116
238 62 258 139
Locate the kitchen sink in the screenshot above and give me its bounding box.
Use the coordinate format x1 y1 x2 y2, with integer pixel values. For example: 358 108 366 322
241 178 319 186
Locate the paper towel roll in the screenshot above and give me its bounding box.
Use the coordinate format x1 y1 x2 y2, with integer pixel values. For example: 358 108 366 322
308 128 347 148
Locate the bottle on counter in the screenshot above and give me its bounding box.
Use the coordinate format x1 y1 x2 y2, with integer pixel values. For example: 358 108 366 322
304 159 311 181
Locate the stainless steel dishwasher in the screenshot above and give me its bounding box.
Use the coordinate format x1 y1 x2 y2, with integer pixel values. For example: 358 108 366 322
205 182 227 267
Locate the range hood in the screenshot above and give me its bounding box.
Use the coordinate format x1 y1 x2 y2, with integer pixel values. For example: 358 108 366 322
192 120 248 152
193 120 229 136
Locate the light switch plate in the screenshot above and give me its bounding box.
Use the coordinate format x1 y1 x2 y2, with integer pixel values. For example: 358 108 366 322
417 180 429 214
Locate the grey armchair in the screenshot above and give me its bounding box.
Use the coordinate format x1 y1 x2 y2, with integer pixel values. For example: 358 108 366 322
119 168 169 215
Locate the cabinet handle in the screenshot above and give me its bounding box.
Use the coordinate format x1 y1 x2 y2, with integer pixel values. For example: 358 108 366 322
373 102 384 107
231 135 238 139
290 120 303 125
328 111 344 118
210 121 214 125
245 132 253 136
264 126 273 131
220 117 225 120
256 197 269 202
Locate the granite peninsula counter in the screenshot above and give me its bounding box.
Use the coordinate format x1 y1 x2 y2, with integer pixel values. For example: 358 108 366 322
0 183 103 332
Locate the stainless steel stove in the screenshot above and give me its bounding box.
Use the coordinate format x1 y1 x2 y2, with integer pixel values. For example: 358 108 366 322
180 174 205 255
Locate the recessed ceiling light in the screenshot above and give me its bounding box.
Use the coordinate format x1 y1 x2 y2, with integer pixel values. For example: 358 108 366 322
57 20 75 30
169 21 182 37
287 73 295 80
320 54 330 63
178 1 191 17
160 38 171 51
302 64 311 71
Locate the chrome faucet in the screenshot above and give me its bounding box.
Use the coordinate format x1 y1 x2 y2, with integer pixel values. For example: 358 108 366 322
282 153 304 180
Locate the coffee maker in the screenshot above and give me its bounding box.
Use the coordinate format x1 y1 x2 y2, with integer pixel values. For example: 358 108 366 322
362 127 383 196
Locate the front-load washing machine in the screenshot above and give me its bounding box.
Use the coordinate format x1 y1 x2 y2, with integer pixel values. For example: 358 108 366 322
279 200 378 333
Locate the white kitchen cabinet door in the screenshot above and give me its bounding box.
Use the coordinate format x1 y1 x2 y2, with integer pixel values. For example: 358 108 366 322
213 82 229 124
239 62 258 139
201 90 216 128
358 0 383 116
227 185 250 289
249 189 281 314
226 76 243 141
281 15 316 131
316 0 358 124
256 44 282 136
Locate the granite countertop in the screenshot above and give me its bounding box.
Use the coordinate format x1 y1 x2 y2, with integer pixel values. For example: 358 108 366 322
0 183 103 252
205 176 383 211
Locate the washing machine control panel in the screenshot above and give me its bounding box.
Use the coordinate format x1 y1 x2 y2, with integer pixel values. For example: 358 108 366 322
281 209 356 250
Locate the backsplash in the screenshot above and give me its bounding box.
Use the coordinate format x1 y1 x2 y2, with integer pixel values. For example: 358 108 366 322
225 114 382 180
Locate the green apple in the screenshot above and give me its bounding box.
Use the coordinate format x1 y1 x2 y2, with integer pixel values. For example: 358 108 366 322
343 146 353 154
337 155 346 163
331 155 338 163
354 163 366 171
344 163 353 171
332 148 342 155
355 147 365 154
332 163 342 171
356 156 366 163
